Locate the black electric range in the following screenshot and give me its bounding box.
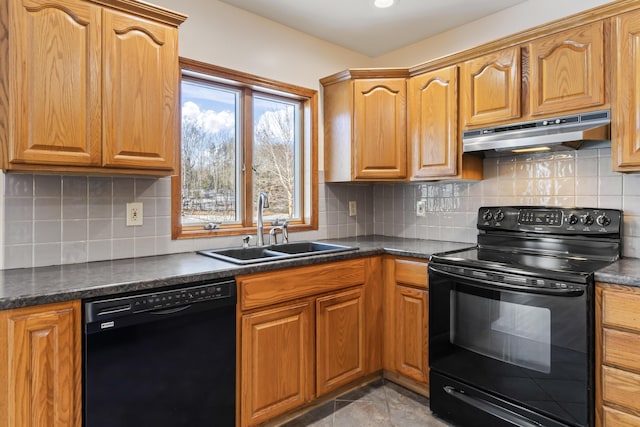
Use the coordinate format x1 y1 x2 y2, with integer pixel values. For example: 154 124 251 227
428 206 622 427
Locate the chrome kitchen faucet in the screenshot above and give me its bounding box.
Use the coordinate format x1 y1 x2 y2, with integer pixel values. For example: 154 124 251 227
256 192 269 246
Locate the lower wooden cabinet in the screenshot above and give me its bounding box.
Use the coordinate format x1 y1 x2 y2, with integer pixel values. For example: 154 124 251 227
596 283 640 426
0 300 81 427
394 285 429 384
240 301 313 426
237 257 382 427
383 256 429 393
316 287 365 396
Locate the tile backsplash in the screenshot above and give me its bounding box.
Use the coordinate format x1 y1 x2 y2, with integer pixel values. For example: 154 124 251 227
2 147 640 269
372 148 640 257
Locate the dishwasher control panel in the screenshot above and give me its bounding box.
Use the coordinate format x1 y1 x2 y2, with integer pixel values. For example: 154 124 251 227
84 279 236 324
131 281 234 313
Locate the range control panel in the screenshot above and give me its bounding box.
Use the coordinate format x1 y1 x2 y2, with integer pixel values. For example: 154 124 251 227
477 206 622 235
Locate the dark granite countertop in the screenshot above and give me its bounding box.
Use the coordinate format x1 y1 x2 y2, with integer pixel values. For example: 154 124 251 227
0 236 473 310
594 257 640 287
2 234 637 310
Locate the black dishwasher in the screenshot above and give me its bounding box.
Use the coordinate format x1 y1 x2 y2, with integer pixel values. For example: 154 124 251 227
83 278 236 427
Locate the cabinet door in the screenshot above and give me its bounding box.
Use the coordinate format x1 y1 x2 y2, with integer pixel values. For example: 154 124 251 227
103 9 178 171
316 287 365 396
613 10 640 170
409 66 458 179
353 79 406 179
0 301 81 427
394 285 429 384
603 406 640 427
529 22 605 116
241 301 313 426
461 46 521 127
7 0 101 167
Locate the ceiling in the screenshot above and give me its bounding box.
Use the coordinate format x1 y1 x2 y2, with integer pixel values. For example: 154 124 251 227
218 0 527 57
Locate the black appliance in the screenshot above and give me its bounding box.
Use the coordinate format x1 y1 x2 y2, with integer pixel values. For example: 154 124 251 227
83 279 236 427
429 206 622 427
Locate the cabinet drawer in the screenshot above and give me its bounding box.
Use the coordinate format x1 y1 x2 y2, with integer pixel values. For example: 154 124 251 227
602 289 640 332
602 366 640 413
603 406 640 427
238 259 366 310
394 259 428 289
603 328 640 373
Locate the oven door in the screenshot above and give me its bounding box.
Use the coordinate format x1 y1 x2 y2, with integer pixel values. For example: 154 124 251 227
428 263 593 427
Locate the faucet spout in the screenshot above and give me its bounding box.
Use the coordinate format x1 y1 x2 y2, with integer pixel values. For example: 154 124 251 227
257 192 269 246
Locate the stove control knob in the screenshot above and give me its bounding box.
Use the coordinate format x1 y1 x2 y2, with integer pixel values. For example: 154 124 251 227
568 214 579 225
597 214 611 227
495 210 505 222
482 210 493 221
582 214 595 226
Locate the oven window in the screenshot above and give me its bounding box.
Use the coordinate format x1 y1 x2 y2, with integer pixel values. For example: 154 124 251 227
450 290 551 373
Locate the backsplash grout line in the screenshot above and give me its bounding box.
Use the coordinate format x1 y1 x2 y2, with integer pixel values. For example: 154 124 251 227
3 147 640 268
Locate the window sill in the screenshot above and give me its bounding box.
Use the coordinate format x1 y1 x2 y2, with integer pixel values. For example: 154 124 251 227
172 222 316 240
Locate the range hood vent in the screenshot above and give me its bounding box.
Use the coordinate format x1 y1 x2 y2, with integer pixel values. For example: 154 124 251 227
462 110 610 155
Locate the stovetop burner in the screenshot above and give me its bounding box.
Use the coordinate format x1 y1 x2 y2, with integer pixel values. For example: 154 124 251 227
431 246 615 283
431 206 622 283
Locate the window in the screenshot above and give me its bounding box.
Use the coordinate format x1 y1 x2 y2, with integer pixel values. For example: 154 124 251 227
172 58 318 239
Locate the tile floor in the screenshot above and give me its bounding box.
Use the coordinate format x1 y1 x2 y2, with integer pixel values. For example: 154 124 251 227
280 379 454 427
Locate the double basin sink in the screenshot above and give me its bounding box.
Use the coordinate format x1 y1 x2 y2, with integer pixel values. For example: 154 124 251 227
198 241 358 265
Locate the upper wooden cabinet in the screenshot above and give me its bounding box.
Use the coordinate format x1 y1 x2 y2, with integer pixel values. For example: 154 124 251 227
322 70 408 182
3 0 102 168
528 22 606 117
0 0 186 176
102 9 181 170
460 46 521 127
612 8 640 172
460 22 607 129
0 300 81 427
408 65 482 181
409 66 458 179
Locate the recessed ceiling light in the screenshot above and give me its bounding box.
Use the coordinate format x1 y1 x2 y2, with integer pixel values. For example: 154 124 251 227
374 0 395 8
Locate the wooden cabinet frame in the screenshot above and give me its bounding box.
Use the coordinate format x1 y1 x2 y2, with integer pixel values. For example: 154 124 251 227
237 257 383 427
383 256 430 396
528 21 606 117
0 300 81 427
460 46 521 127
321 69 409 182
596 283 640 426
0 0 186 176
612 8 640 171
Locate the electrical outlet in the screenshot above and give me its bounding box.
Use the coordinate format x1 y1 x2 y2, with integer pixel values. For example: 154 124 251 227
126 202 143 226
416 200 426 217
348 201 357 217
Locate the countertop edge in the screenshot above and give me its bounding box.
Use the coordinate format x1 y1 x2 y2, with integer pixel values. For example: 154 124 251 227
2 236 638 310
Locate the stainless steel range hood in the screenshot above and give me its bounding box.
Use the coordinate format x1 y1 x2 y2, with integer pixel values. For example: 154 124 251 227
462 110 610 155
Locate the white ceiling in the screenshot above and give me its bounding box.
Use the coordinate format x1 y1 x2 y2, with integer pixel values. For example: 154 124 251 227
218 0 527 57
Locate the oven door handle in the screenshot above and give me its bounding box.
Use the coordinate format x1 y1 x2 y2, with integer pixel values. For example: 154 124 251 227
428 265 585 297
443 386 543 427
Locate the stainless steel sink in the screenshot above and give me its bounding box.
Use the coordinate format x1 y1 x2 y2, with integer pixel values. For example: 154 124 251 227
198 241 358 265
270 241 355 255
